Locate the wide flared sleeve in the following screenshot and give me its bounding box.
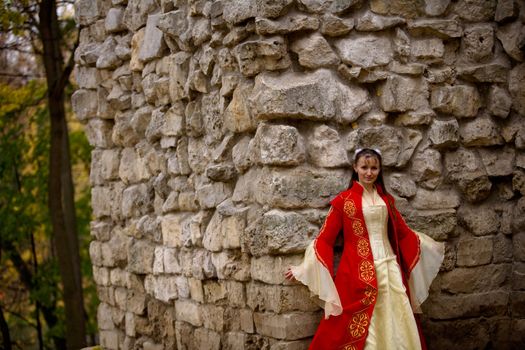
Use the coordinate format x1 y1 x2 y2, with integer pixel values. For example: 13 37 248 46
290 204 344 319
408 231 445 313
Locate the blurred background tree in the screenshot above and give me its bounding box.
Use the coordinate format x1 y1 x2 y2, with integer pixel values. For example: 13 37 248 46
0 1 97 349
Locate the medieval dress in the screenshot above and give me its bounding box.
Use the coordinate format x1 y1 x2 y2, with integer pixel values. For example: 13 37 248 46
290 181 445 350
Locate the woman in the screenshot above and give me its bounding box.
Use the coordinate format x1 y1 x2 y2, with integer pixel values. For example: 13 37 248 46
286 148 444 350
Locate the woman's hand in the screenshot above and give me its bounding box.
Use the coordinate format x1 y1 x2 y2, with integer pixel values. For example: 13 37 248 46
284 267 296 281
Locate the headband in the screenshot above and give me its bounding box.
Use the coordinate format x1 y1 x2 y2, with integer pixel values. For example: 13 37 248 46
353 148 382 160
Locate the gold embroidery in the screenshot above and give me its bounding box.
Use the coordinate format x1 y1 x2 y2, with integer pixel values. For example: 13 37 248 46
352 219 364 236
343 199 356 217
361 286 377 306
358 260 375 283
357 239 370 258
342 344 357 350
348 312 369 338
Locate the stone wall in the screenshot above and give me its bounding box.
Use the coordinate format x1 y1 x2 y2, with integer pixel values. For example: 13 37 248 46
72 0 525 349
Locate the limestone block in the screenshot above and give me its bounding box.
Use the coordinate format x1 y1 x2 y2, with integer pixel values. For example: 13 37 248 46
191 17 211 46
169 52 192 102
96 37 120 70
72 89 98 121
479 147 515 177
424 291 509 319
496 21 524 62
334 34 393 68
513 169 525 195
458 205 500 236
320 14 354 37
428 119 459 148
224 82 256 133
355 11 404 31
251 255 303 284
223 0 257 24
91 221 112 242
194 327 221 350
153 246 164 274
509 63 525 116
106 7 126 33
307 125 348 168
445 148 492 202
253 312 321 340
100 330 121 350
440 264 510 293
457 237 494 266
513 262 525 289
247 282 319 313
404 209 456 240
195 180 233 209
453 0 496 21
378 75 430 112
251 123 306 166
291 33 339 69
74 0 104 26
189 278 204 302
460 114 504 147
74 66 100 89
128 239 155 274
175 321 196 349
410 38 444 59
513 198 525 233
459 61 511 84
211 251 251 281
370 0 424 18
205 164 237 182
175 299 203 327
387 173 417 198
244 209 318 256
201 91 225 143
430 85 481 118
112 111 140 147
251 69 371 124
185 100 204 137
492 234 513 263
495 0 518 22
187 137 210 174
85 118 114 148
233 36 291 77
93 266 110 286
462 24 494 62
153 275 178 302
157 9 188 43
351 126 422 168
256 0 294 18
122 0 159 32
122 183 152 218
297 0 362 14
255 14 319 35
107 84 131 111
119 148 150 184
161 213 190 248
488 86 512 118
98 303 115 330
232 136 253 173
407 19 462 39
388 62 426 76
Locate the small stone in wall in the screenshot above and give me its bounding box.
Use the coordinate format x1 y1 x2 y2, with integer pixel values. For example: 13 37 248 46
456 237 494 266
387 173 417 198
233 36 291 77
355 11 405 32
122 0 159 32
370 0 424 18
457 59 510 83
488 85 512 118
410 38 445 60
430 84 481 118
251 123 306 166
479 147 515 177
307 124 349 168
509 64 525 117
457 205 500 236
291 33 340 69
496 21 524 62
428 119 459 148
334 34 393 68
407 18 462 39
453 0 497 22
460 114 504 147
410 148 443 189
495 0 518 22
321 14 354 37
378 75 430 112
255 13 319 35
462 24 494 62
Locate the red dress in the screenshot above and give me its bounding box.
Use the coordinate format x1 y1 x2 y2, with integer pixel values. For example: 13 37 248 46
291 182 444 350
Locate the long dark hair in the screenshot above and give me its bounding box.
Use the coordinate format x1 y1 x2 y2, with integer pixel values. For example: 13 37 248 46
348 148 388 194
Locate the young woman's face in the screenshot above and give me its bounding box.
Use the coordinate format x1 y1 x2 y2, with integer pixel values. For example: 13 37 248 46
353 155 381 187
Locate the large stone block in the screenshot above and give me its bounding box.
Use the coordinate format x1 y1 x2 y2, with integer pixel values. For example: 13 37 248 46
496 21 524 62
456 237 494 267
253 312 321 340
457 204 500 236
334 34 393 68
452 0 496 21
291 33 339 69
410 149 442 189
175 299 202 327
424 291 509 319
430 85 481 118
479 147 515 177
251 69 371 124
251 124 306 166
460 114 504 147
128 239 155 274
387 173 417 198
404 209 456 240
407 19 462 38
370 0 425 18
255 13 319 35
428 119 459 148
306 125 348 168
247 282 319 313
122 0 159 32
121 183 152 218
509 63 525 117
161 213 190 248
378 75 429 112
440 264 511 293
251 255 303 285
254 166 350 209
462 24 494 62
211 251 251 281
244 210 318 257
411 188 459 210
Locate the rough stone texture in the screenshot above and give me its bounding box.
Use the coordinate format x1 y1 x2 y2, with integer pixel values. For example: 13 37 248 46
75 0 525 348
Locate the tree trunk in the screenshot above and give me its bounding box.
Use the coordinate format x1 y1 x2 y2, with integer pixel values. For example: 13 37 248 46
38 1 86 348
0 305 12 350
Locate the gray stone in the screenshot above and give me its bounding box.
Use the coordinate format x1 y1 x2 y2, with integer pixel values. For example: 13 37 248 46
251 124 306 166
488 85 512 118
306 125 348 168
256 0 294 18
119 147 150 184
513 169 525 195
410 149 443 189
411 188 459 210
74 0 104 26
244 209 318 256
479 147 515 176
211 251 250 281
430 85 481 118
444 148 492 203
370 0 425 18
388 62 426 76
232 136 254 173
320 14 354 37
253 312 320 340
410 38 445 59
509 63 525 116
157 10 188 40
387 173 417 198
290 33 340 69
297 0 361 14
96 37 120 69
425 291 509 319
169 52 192 102
192 17 211 46
72 89 98 121
378 75 429 112
121 183 152 218
496 21 524 62
334 34 393 68
428 119 459 148
453 0 497 21
193 328 221 350
223 0 257 24
458 205 500 236
195 179 233 209
460 114 504 147
224 81 256 133
251 255 303 285
234 36 291 77
407 19 462 39
462 24 494 62
247 282 319 313
128 239 155 274
355 11 405 31
85 119 114 148
74 66 100 89
495 0 518 22
457 60 510 83
251 69 371 124
457 237 494 266
175 300 202 327
440 264 510 293
122 0 159 32
255 14 319 35
106 7 126 33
